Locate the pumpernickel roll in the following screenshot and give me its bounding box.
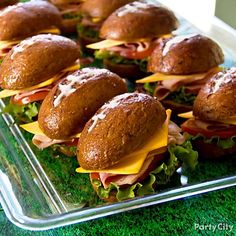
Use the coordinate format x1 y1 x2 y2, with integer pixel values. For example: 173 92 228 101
193 68 236 122
148 34 224 75
89 1 178 80
181 67 236 159
0 1 62 41
38 68 128 139
137 34 224 115
76 92 198 202
0 34 80 90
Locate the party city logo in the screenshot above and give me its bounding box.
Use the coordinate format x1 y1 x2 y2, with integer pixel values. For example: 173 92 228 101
194 223 234 233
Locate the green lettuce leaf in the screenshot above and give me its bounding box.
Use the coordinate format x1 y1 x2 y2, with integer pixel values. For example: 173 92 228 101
94 49 148 72
189 133 236 149
92 141 198 201
2 102 39 123
143 83 156 95
166 86 196 106
77 24 99 40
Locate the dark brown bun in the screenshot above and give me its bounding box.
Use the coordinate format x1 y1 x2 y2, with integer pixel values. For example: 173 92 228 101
0 1 62 41
38 68 128 139
81 0 134 20
192 140 236 160
100 1 178 42
193 68 236 122
161 99 192 114
61 18 80 34
103 59 146 80
0 0 18 8
0 34 80 90
50 0 82 5
78 92 166 170
148 34 224 75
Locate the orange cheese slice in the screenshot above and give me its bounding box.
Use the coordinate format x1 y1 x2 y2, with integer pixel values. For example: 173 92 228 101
86 39 125 49
20 121 81 138
76 109 171 175
178 111 236 125
0 63 80 99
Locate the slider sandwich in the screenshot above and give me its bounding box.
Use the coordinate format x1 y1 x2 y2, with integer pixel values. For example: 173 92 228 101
0 0 18 9
49 0 84 34
0 0 62 60
77 93 198 202
0 34 81 122
78 0 134 50
21 68 127 156
137 34 224 114
179 68 236 159
87 0 178 79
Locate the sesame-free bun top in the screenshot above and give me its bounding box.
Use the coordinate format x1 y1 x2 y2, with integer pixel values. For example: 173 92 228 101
0 0 18 8
0 1 62 40
81 0 134 20
78 92 166 170
193 68 236 121
148 34 224 75
100 0 178 42
38 68 128 139
0 34 80 90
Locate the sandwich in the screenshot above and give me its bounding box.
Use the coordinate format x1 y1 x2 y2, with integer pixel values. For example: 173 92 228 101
179 68 236 159
78 0 134 51
0 0 18 9
136 34 224 114
20 67 128 156
87 0 179 79
49 0 84 34
0 0 62 60
76 93 198 202
0 34 81 122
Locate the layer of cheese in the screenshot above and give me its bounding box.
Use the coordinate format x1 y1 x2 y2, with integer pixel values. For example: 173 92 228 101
0 40 20 50
0 63 80 99
86 39 125 49
76 110 171 175
20 121 81 138
38 27 61 35
178 111 236 125
136 72 208 83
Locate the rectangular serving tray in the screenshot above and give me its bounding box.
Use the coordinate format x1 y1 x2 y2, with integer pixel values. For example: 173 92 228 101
0 5 236 230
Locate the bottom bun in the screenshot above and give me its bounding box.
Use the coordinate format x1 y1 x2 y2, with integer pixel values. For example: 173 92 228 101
61 19 79 34
103 59 146 81
192 140 236 159
161 99 192 114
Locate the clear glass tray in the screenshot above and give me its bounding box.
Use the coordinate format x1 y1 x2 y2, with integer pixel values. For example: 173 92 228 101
1 7 236 231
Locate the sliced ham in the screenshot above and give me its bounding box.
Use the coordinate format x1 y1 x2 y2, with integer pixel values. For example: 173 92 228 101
99 121 185 189
154 67 220 100
32 134 67 149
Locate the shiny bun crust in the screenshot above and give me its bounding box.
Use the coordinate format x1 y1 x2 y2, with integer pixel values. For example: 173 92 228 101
38 68 128 139
0 1 62 40
0 34 80 90
81 0 134 19
193 68 236 121
148 34 224 74
78 92 166 170
100 1 178 41
0 0 18 8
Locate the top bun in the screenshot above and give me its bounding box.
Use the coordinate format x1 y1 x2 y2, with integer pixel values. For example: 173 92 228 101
81 0 134 20
0 0 18 8
78 92 166 170
0 1 62 40
148 34 224 74
100 1 178 42
0 34 80 90
193 68 236 121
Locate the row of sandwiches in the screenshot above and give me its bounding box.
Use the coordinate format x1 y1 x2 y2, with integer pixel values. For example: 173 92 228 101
0 0 234 202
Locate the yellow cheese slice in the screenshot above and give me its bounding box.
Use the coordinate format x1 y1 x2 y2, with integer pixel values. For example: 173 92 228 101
178 111 236 125
0 40 20 50
76 109 171 175
86 39 125 49
136 72 208 84
20 121 81 138
0 63 80 99
92 17 101 23
38 27 61 35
